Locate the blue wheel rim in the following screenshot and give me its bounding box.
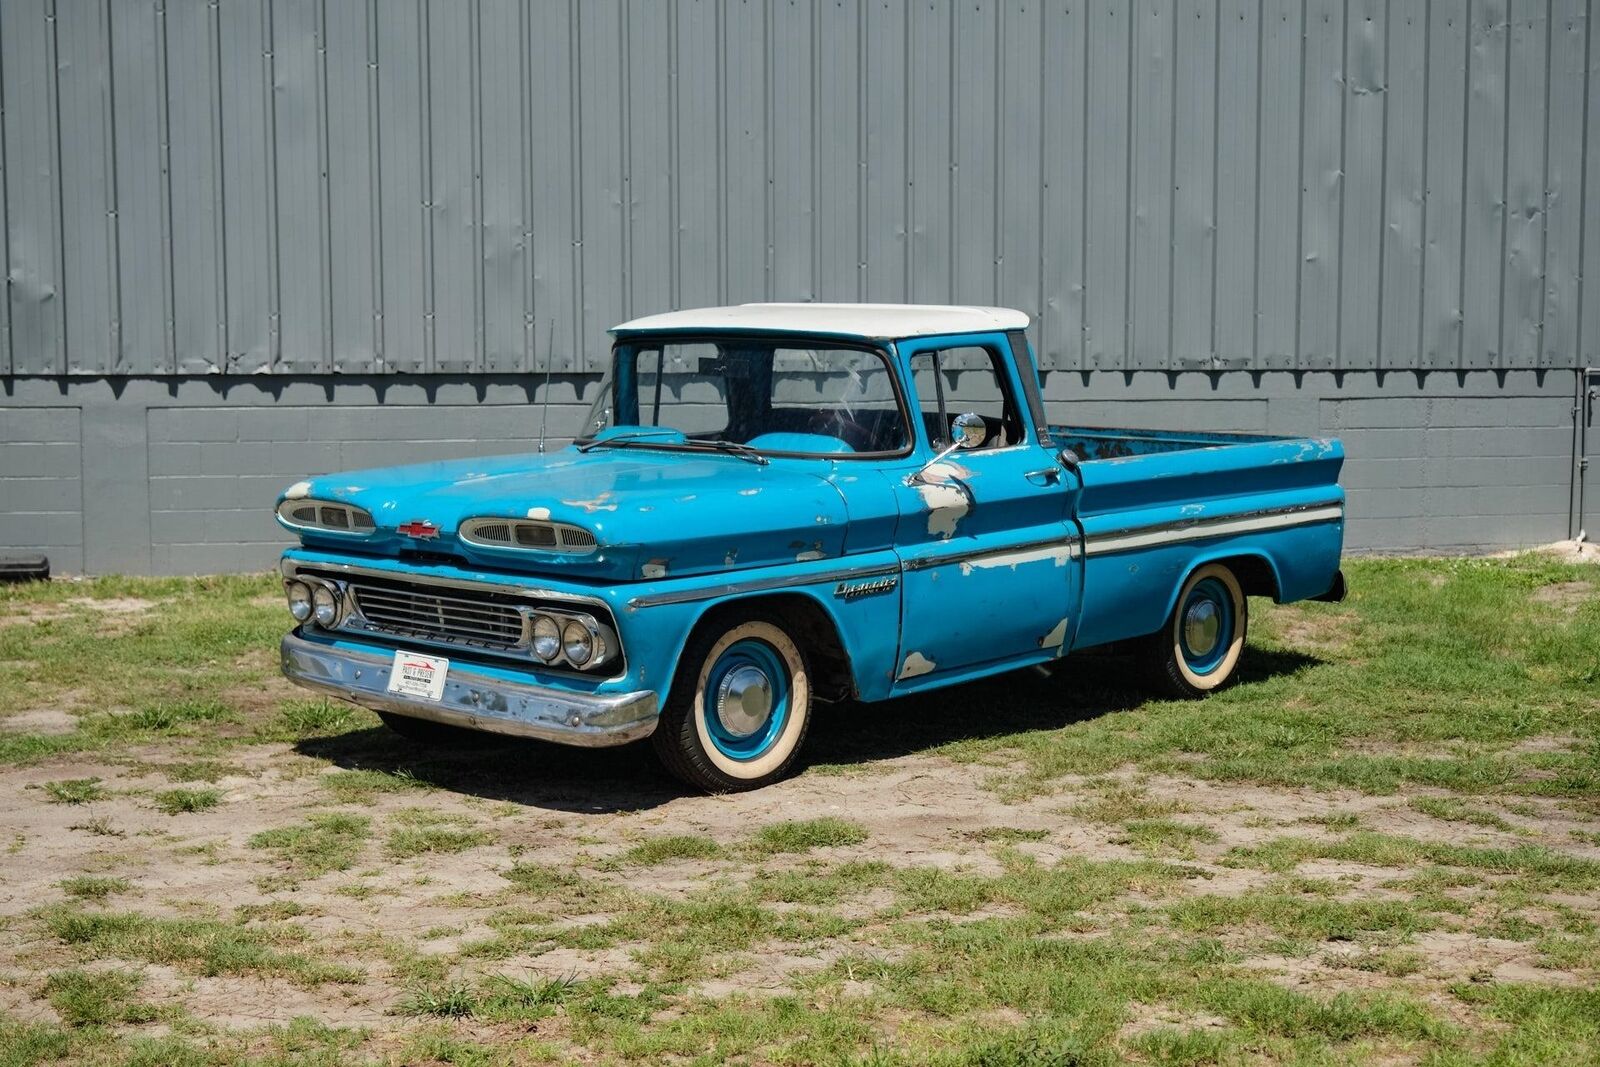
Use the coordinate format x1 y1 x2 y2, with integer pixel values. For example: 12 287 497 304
703 638 791 761
1178 577 1235 676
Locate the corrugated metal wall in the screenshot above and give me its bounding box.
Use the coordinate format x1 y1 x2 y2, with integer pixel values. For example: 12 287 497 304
1 0 1596 376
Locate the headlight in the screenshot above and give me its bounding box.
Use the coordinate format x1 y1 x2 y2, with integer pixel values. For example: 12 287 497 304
561 620 594 666
285 581 313 622
531 615 561 661
311 584 339 627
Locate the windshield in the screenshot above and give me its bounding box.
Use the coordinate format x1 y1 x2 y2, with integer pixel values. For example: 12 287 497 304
578 337 909 457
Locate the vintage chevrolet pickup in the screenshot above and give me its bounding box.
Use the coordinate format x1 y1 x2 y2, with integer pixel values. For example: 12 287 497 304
278 304 1346 791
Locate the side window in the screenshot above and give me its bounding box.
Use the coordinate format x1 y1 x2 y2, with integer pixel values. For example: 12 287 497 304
908 346 1025 450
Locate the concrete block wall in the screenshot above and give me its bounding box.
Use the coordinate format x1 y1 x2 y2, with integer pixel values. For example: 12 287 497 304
0 368 1583 574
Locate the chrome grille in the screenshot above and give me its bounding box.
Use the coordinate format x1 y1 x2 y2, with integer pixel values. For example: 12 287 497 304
349 580 526 650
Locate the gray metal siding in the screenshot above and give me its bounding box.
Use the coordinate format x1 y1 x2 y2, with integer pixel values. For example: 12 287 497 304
1 0 1596 376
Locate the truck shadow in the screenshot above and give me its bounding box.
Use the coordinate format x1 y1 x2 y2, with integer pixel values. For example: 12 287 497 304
294 646 1320 813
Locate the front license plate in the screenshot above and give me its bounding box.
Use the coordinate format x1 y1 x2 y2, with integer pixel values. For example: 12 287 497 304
387 650 449 702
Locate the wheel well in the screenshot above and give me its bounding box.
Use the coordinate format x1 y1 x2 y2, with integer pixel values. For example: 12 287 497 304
1211 554 1281 601
684 594 855 703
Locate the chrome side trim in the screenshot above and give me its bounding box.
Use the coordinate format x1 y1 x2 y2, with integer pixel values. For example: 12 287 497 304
281 632 657 747
1084 502 1343 557
901 535 1080 572
627 561 901 610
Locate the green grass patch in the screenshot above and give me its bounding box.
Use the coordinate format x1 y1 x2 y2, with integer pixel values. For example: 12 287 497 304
611 833 721 866
748 817 868 854
43 908 359 987
41 778 107 805
249 813 371 879
1227 831 1600 890
1410 795 1521 832
320 767 424 803
150 787 221 815
56 877 131 902
43 968 157 1027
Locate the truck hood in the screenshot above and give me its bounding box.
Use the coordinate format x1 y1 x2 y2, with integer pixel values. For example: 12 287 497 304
277 448 850 582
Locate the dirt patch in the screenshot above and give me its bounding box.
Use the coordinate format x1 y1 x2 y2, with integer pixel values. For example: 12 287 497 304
1495 540 1600 565
1531 581 1594 614
0 708 79 735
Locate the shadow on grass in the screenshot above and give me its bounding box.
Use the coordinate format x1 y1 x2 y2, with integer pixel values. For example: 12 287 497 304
295 645 1321 813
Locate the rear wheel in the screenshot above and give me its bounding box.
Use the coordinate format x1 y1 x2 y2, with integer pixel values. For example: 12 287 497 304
652 613 812 792
1140 563 1248 698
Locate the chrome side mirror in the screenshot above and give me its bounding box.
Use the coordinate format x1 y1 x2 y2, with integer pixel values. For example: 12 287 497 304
908 413 985 485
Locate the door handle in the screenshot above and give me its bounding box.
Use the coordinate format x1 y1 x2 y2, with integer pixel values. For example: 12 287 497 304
1024 467 1061 485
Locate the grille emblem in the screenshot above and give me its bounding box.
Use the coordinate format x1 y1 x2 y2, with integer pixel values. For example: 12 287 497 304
397 520 440 539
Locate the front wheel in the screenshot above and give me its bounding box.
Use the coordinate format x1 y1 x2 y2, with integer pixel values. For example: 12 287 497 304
1139 563 1248 699
652 613 812 792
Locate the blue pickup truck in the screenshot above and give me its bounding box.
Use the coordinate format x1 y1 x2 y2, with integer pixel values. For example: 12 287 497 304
277 304 1345 791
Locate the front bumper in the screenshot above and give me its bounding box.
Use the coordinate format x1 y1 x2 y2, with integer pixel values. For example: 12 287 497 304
280 631 659 747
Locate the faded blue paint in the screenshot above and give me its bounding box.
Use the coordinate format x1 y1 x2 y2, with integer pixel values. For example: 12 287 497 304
276 319 1344 744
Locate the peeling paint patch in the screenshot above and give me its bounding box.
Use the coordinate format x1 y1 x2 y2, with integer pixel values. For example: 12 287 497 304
796 549 824 562
958 544 1076 575
1039 616 1069 652
641 559 669 579
915 480 969 539
526 506 551 520
898 651 937 679
724 549 739 566
739 488 760 496
284 481 312 499
562 492 619 513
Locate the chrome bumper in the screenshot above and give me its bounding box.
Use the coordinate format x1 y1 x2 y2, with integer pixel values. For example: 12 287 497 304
280 632 658 747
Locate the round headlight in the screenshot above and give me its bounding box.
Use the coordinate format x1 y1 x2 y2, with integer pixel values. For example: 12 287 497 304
285 581 313 622
561 620 594 666
311 584 339 627
531 615 561 661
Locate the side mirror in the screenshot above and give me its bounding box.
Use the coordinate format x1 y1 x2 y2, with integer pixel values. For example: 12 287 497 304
908 413 985 486
1056 446 1081 473
950 412 987 451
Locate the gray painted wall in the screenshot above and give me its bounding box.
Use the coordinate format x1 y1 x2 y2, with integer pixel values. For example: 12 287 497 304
1 0 1597 572
0 0 1596 375
1 369 1583 574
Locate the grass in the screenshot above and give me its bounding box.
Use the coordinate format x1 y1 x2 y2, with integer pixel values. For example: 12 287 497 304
1 557 1599 1064
150 787 221 815
42 778 107 805
249 813 371 879
748 817 869 854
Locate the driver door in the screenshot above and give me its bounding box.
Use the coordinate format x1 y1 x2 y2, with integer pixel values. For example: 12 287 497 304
889 333 1080 682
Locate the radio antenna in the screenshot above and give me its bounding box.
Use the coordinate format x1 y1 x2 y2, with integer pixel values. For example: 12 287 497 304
537 317 555 453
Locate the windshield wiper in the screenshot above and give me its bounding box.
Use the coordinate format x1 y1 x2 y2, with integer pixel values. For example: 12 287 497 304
575 429 682 453
696 439 770 466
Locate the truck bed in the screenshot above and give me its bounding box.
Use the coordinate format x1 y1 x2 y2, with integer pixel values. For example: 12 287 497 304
1053 425 1346 652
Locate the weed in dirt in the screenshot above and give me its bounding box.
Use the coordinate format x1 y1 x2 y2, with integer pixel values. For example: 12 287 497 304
56 876 131 902
42 778 107 805
386 808 491 859
502 861 581 896
42 908 360 987
610 833 722 867
1411 795 1522 833
43 968 157 1027
320 767 425 803
963 826 1050 843
66 816 123 838
249 813 371 879
749 817 868 854
121 699 233 733
1115 818 1220 858
151 787 221 815
1227 831 1600 890
1068 784 1189 824
263 699 364 740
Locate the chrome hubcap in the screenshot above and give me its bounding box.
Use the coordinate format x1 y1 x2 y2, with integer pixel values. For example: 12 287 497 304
715 665 773 738
1183 598 1221 656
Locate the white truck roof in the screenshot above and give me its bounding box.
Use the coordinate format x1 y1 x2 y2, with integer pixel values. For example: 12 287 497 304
611 302 1029 340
